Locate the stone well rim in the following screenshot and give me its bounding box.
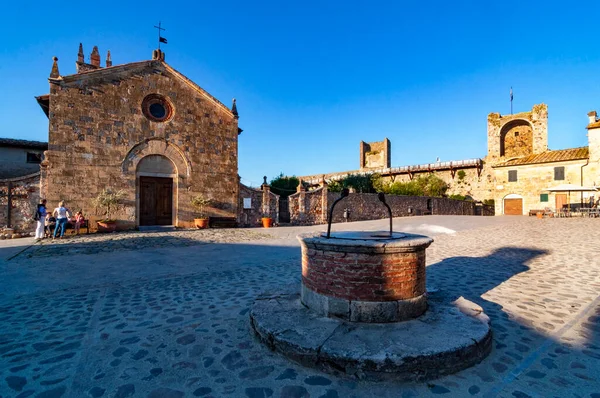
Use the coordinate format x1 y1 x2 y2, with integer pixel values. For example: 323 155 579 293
297 231 433 253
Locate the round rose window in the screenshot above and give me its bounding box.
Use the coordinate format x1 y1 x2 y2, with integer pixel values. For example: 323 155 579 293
142 94 173 122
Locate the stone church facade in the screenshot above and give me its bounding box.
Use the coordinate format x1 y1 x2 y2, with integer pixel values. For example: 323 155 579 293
298 104 600 216
35 45 240 229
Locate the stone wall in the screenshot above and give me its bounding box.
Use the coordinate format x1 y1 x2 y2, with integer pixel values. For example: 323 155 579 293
289 187 327 225
0 173 41 233
42 58 239 230
380 165 495 204
237 183 279 227
289 188 493 225
586 122 600 189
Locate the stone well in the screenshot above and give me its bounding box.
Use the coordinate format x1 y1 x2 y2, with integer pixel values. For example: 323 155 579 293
299 231 432 322
250 191 492 381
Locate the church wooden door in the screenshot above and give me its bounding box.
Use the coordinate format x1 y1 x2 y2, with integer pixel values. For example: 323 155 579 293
139 176 173 226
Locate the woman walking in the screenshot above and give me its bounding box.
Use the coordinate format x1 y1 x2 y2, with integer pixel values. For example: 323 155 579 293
34 199 48 241
52 201 71 239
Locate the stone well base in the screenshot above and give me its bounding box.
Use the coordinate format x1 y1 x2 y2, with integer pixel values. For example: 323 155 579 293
250 285 492 381
301 283 427 323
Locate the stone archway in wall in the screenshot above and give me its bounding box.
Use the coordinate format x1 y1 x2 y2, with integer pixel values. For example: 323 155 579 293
121 139 192 227
503 193 524 216
500 119 534 158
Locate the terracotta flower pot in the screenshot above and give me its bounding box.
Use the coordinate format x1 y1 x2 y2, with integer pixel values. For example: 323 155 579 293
536 212 543 219
261 217 273 228
194 218 209 229
97 220 117 233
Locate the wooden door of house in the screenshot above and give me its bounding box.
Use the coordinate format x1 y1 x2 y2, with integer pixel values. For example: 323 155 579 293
504 198 523 215
555 194 567 212
140 176 173 226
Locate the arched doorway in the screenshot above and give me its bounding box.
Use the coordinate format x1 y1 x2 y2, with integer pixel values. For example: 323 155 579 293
503 193 523 216
137 155 176 226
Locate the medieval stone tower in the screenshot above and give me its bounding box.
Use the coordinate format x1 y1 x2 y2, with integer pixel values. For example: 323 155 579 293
486 104 548 161
359 138 391 169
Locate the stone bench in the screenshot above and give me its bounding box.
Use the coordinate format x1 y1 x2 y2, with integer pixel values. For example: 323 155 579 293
209 217 237 228
46 218 89 235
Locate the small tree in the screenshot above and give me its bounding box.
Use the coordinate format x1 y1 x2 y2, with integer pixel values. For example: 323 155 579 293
93 189 125 221
270 173 300 198
327 179 343 193
191 194 212 218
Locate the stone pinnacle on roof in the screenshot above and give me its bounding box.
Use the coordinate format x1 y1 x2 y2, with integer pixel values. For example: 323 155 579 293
90 46 100 67
231 98 238 118
50 57 60 78
106 50 112 67
77 43 84 63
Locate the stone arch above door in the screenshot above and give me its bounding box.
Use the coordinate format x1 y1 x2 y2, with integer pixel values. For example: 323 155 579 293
121 138 191 178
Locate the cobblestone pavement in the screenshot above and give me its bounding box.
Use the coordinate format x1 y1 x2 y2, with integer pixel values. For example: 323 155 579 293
25 229 271 258
1 216 600 397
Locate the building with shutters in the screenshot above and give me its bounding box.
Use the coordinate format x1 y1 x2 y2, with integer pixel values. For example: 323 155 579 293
488 105 599 215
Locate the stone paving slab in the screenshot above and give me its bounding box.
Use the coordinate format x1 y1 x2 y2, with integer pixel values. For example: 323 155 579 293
0 217 600 397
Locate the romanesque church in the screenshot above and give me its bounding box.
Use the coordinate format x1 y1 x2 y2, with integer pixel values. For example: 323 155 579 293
35 45 241 228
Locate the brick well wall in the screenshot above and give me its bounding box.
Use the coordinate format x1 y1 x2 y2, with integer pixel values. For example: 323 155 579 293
301 247 425 301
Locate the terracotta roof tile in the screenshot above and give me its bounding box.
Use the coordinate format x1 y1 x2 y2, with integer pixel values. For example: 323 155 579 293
494 147 589 167
587 121 600 129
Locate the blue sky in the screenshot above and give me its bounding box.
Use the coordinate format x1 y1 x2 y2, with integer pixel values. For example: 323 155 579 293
2 1 599 187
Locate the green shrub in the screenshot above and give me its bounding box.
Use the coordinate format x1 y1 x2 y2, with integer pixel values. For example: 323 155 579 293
328 180 343 192
270 173 300 198
483 199 495 206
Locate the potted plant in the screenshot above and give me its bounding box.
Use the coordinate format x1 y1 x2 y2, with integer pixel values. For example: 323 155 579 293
191 194 212 229
261 213 273 228
93 188 125 232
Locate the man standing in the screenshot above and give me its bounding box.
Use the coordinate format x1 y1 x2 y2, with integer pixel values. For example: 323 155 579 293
52 201 71 240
